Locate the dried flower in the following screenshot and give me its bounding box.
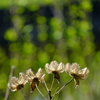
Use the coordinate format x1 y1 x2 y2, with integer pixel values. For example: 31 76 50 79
8 73 28 91
45 61 65 82
26 68 45 91
65 62 89 88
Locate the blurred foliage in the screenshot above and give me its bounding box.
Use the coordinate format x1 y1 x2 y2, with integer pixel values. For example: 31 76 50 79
0 0 99 100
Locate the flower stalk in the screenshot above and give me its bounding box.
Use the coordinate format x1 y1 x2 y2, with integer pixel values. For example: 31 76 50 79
21 89 28 100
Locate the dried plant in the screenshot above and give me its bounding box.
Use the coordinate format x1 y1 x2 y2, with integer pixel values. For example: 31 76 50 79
7 61 89 100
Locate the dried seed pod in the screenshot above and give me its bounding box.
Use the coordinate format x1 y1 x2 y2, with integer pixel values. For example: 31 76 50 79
26 68 45 91
8 73 28 91
45 61 65 82
65 62 89 88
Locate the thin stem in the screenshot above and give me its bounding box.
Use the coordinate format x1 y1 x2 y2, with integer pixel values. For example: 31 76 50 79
52 78 74 99
36 84 47 100
21 89 28 100
43 80 49 92
44 81 52 100
43 81 52 100
47 75 55 100
4 65 15 100
52 87 59 100
43 80 53 100
54 87 59 94
50 76 54 91
55 93 59 100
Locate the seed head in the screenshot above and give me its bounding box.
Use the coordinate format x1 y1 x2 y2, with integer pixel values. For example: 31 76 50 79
26 68 45 91
65 62 89 88
8 73 28 91
45 61 65 82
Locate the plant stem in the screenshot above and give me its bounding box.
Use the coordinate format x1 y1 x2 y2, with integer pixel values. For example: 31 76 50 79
52 78 74 99
43 81 52 100
4 65 15 100
43 80 49 92
21 89 28 100
36 84 47 100
50 75 54 91
48 75 56 100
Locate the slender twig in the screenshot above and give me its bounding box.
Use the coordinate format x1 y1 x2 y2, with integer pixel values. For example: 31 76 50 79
43 80 49 92
54 87 59 95
52 78 74 99
55 78 73 94
36 84 47 100
21 89 28 100
44 82 52 100
43 81 52 99
47 75 55 100
4 65 15 100
43 76 54 100
55 92 59 100
50 76 54 91
52 87 60 100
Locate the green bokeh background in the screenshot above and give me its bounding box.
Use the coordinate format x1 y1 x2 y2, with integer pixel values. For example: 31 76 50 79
0 0 99 100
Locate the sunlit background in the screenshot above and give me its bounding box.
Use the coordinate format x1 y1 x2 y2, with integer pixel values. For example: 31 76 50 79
0 0 100 100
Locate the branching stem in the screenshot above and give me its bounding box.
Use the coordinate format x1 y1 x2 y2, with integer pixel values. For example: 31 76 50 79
52 78 74 99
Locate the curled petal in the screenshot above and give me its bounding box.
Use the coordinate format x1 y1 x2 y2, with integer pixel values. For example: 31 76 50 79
71 63 80 69
78 67 89 79
8 77 19 91
45 61 65 74
18 73 28 85
9 77 19 86
57 62 65 73
50 61 58 71
45 63 52 74
65 63 71 73
36 68 44 79
39 74 45 82
8 83 18 91
26 69 35 82
82 67 89 75
70 63 80 74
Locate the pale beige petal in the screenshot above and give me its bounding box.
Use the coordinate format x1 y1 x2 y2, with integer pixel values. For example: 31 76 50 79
70 68 79 75
45 63 52 73
18 73 28 85
9 77 19 86
36 68 44 78
82 67 89 75
50 61 58 71
71 63 80 69
78 67 89 79
65 63 71 73
70 63 80 74
8 82 17 91
39 74 45 82
9 84 17 91
26 69 35 82
27 76 33 82
57 62 65 73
